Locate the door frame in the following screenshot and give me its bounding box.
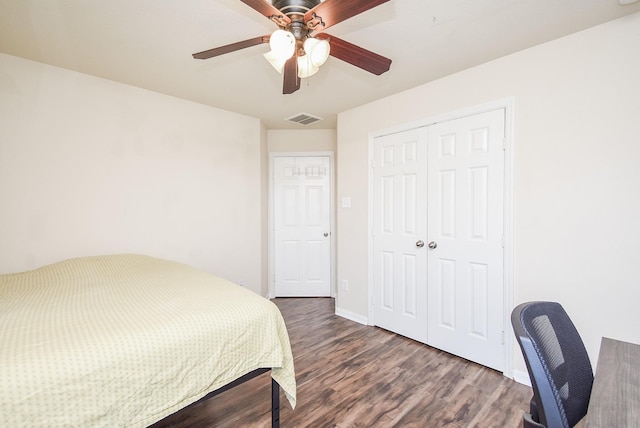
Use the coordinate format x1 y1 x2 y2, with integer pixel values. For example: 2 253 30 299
367 98 516 377
268 152 336 299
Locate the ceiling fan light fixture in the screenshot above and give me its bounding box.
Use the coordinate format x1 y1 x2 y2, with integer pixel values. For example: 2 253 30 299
192 0 392 94
264 50 287 74
269 29 296 60
303 37 330 67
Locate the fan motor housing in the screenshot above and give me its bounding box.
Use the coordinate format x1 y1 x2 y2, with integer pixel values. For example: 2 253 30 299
273 0 321 17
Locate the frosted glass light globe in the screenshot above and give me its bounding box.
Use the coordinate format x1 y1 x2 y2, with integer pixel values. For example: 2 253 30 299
303 37 330 67
269 29 296 60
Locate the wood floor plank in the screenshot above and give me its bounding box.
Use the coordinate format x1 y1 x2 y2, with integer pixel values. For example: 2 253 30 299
390 390 455 428
151 298 532 427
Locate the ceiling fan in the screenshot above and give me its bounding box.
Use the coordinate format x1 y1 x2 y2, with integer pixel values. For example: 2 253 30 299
192 0 392 94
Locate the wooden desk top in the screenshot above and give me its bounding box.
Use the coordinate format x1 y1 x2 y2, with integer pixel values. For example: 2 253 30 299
585 337 640 428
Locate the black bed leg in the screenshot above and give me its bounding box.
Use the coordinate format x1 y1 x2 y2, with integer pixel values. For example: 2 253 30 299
271 378 280 428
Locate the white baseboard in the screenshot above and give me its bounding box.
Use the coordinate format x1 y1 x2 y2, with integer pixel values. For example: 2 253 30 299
335 307 368 325
513 369 532 387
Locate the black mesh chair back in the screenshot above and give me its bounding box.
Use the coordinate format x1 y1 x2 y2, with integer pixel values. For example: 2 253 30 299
511 301 593 428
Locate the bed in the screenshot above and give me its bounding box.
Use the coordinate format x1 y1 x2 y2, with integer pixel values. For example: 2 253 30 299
0 254 296 427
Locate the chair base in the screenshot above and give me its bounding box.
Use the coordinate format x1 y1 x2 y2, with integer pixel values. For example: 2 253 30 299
523 412 545 428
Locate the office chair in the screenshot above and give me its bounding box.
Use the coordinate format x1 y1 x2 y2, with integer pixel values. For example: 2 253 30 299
511 301 593 428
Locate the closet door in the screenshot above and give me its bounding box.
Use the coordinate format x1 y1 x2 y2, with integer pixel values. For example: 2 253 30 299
372 108 506 371
426 109 506 371
372 129 429 343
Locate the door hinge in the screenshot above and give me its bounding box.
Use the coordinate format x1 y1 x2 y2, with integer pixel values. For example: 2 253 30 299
501 330 505 345
503 137 507 150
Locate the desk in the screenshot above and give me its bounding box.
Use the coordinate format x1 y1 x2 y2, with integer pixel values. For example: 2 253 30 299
585 337 640 427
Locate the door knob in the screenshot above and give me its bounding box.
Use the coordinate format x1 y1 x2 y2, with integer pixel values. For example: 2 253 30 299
324 232 329 237
416 240 425 248
428 241 438 249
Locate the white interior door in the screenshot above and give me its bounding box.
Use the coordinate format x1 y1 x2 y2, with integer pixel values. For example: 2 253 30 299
372 129 428 343
371 108 506 371
426 109 505 371
274 156 331 297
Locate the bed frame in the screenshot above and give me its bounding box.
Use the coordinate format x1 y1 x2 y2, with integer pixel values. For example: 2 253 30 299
176 368 280 427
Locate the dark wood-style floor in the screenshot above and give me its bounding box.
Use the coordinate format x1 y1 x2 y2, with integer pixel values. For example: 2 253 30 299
152 298 532 427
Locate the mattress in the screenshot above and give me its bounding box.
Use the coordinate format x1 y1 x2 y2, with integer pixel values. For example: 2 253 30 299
0 254 296 427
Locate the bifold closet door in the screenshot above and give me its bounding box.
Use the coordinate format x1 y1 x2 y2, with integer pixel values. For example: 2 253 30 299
426 109 506 371
372 108 506 371
372 129 429 343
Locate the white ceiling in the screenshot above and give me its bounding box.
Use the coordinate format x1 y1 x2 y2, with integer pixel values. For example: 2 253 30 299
2 0 639 129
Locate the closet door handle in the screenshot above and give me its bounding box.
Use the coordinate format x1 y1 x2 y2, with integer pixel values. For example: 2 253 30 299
416 240 425 248
428 241 438 249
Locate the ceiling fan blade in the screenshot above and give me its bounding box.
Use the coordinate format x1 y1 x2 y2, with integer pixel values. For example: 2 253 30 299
192 36 269 60
316 33 391 75
240 0 291 25
282 56 301 94
305 0 390 33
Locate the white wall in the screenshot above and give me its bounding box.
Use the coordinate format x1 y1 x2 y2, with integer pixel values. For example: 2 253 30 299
0 53 268 296
335 12 640 374
267 129 336 153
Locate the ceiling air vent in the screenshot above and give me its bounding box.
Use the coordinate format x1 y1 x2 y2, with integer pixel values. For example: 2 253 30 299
286 112 324 126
